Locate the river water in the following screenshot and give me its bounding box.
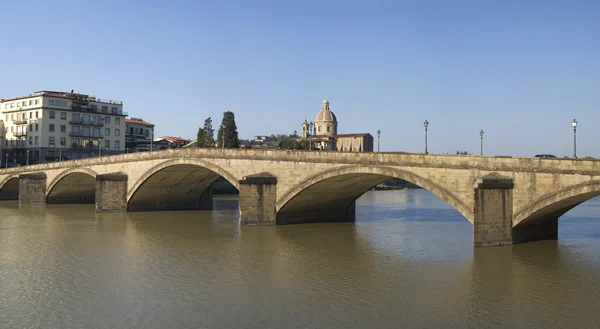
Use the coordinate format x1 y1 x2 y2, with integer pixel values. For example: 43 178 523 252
1 189 600 328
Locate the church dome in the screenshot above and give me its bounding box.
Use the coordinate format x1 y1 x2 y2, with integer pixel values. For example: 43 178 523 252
315 98 337 123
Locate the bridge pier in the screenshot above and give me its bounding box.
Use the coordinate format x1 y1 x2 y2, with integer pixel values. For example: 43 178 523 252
95 173 128 212
473 173 514 247
239 173 277 225
19 173 47 205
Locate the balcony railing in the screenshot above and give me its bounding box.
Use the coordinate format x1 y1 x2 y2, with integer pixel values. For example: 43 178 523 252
13 119 28 125
69 120 104 127
69 132 103 139
14 131 27 137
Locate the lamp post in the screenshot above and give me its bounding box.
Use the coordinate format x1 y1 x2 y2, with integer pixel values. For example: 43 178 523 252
423 120 429 154
150 130 154 151
26 150 29 166
479 130 484 156
572 119 578 158
377 129 381 152
309 121 314 150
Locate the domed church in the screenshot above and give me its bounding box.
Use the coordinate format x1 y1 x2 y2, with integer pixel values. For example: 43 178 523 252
300 99 374 152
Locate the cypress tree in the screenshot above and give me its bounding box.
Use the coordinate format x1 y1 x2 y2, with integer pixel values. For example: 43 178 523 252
217 111 240 148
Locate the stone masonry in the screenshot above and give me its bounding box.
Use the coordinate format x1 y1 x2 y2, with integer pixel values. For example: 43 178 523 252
95 173 128 212
0 148 599 247
473 173 514 247
18 172 47 205
239 173 277 225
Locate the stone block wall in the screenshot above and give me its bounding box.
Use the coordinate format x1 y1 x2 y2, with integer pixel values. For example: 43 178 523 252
19 173 47 205
473 173 514 247
239 173 277 225
95 173 127 212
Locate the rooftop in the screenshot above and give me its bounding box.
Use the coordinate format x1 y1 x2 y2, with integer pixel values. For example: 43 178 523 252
0 90 123 105
126 117 154 126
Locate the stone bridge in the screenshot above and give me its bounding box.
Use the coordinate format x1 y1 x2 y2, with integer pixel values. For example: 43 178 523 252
1 148 600 247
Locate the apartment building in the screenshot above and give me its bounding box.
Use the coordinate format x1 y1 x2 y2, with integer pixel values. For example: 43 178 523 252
125 117 154 152
0 90 126 165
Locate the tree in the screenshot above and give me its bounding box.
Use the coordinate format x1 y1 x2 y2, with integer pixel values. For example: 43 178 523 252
279 137 310 150
217 111 240 148
197 117 215 148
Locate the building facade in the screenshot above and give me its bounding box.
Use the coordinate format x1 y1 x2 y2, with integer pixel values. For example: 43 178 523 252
125 117 154 152
0 90 126 165
300 99 374 152
153 136 191 149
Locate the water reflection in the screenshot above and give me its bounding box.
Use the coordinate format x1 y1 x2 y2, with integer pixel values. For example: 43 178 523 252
1 191 600 328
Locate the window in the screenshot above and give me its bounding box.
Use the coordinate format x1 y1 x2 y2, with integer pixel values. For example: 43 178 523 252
91 104 98 112
29 137 32 146
60 125 66 133
35 123 38 131
60 137 66 146
35 99 39 105
49 99 67 107
102 106 108 113
49 111 55 119
115 117 120 125
22 101 26 107
72 113 80 122
47 150 55 158
111 107 118 114
93 115 102 125
82 127 90 137
49 137 55 146
318 126 322 132
105 116 110 124
29 124 32 132
115 129 120 136
49 124 55 132
129 127 134 134
327 126 330 132
92 127 100 137
28 100 32 106
105 128 110 136
71 126 80 135
105 140 110 149
36 111 38 118
29 112 32 119
83 114 90 124
35 136 39 146
61 112 67 120
114 141 120 151
71 138 80 147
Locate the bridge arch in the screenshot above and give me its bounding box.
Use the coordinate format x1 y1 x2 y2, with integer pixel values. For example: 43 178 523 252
0 174 20 200
127 158 239 211
276 165 474 224
46 168 98 204
513 180 600 228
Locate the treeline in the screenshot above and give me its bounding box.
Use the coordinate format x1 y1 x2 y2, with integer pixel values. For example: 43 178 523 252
196 111 240 148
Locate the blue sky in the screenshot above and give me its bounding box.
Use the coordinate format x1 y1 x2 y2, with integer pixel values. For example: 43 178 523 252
1 0 598 156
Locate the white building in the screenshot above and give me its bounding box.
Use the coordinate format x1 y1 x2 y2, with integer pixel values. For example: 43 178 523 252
0 90 126 165
125 117 154 152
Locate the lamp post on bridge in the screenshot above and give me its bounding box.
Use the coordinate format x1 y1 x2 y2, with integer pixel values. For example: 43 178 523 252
572 119 578 159
479 130 484 156
309 121 314 150
377 129 381 152
423 120 429 154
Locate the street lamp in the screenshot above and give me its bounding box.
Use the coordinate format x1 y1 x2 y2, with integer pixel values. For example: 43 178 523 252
377 129 381 152
479 130 484 156
423 120 429 154
572 119 578 158
308 121 314 150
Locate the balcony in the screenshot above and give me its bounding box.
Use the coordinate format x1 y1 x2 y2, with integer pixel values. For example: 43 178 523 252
69 132 103 139
69 119 104 127
14 131 27 137
14 119 28 125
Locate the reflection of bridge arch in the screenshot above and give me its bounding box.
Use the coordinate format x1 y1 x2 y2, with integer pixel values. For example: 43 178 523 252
276 165 474 224
46 168 98 195
127 158 239 211
513 180 600 227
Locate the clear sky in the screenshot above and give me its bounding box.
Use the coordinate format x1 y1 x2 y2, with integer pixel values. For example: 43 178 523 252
1 0 598 156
